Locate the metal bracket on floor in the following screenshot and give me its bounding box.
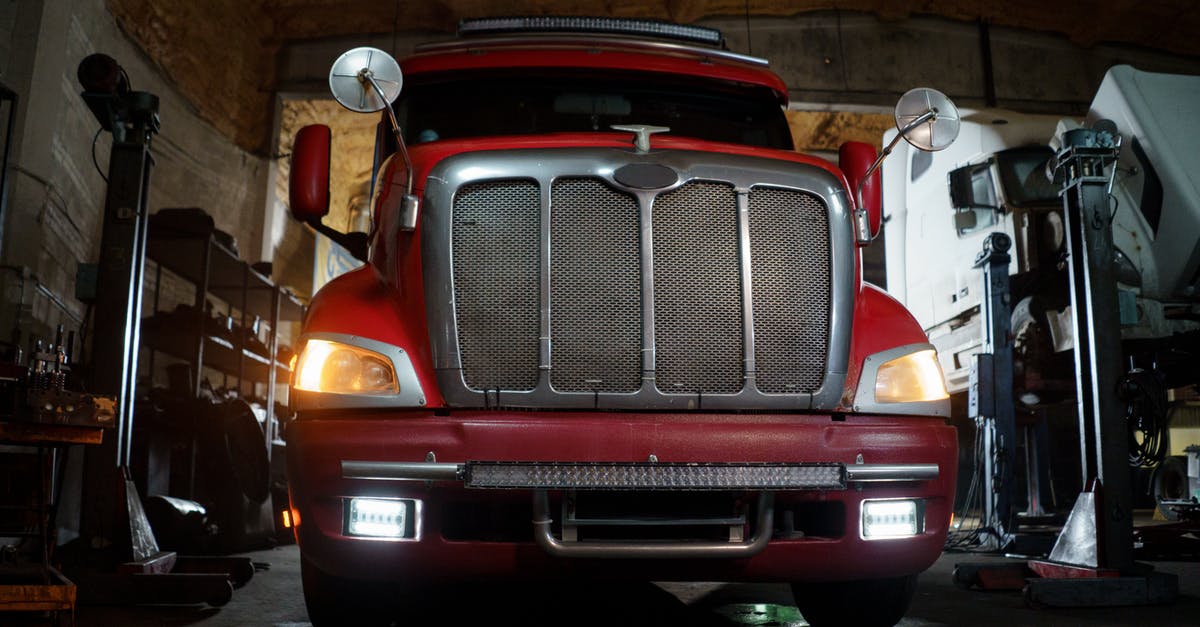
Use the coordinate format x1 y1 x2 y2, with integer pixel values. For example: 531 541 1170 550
72 470 253 607
1021 481 1177 607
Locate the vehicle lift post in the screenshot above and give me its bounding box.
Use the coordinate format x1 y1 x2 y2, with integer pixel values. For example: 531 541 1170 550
969 232 1017 546
1019 121 1177 606
73 53 250 606
969 231 1057 556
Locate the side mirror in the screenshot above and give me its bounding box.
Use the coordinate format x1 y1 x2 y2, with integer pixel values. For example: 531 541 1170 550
953 209 978 232
947 165 977 210
894 88 960 152
852 87 961 244
327 46 420 232
289 125 331 221
288 124 369 261
839 142 882 238
329 47 402 114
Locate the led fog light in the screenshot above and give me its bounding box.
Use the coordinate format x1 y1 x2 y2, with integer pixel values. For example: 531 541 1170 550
346 498 416 539
862 499 922 539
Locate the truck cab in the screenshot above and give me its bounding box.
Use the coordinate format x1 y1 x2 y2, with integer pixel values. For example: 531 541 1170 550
285 18 958 627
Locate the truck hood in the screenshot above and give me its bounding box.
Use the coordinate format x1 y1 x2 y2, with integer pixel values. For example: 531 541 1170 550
405 132 849 197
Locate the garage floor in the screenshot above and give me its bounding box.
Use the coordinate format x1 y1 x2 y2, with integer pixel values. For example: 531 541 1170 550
64 545 1200 626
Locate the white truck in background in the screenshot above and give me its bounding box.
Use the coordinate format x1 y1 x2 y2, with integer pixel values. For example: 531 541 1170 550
883 65 1200 412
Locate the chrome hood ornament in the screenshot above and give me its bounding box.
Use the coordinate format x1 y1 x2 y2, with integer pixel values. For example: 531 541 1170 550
611 124 670 153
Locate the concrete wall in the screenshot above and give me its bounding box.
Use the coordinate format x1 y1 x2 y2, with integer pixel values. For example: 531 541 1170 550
722 12 1200 113
0 0 270 350
0 1 17 79
277 12 1200 112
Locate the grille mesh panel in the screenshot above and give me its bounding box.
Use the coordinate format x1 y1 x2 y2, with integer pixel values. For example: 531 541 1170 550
748 188 830 393
452 181 541 391
651 182 743 394
444 165 836 405
550 178 642 392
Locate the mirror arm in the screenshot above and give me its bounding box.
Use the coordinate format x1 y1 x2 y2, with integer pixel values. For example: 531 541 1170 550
853 109 937 243
364 71 420 233
855 109 937 212
306 217 369 262
363 72 415 196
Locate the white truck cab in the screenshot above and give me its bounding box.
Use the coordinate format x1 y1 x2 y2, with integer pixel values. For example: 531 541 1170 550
883 66 1200 396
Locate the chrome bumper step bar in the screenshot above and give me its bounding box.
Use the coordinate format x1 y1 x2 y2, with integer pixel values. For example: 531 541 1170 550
532 490 774 559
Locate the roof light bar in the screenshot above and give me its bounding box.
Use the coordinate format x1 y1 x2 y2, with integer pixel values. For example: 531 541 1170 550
459 17 725 48
465 462 844 491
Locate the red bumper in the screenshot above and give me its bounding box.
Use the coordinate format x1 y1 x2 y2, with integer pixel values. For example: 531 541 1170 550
287 411 956 583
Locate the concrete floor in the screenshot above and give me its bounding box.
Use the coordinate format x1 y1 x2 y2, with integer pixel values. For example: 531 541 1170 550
58 545 1199 626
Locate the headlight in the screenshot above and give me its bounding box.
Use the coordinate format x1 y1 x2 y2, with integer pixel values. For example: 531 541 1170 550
874 349 948 403
854 343 950 416
290 333 426 410
295 339 398 394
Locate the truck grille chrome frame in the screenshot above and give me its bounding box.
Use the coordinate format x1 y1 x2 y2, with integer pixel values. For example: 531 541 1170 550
422 148 855 410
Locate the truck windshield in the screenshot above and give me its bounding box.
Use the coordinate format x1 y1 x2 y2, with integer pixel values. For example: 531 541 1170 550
995 146 1059 206
394 70 794 150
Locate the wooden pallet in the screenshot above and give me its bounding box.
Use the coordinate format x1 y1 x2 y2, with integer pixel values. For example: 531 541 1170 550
0 565 76 625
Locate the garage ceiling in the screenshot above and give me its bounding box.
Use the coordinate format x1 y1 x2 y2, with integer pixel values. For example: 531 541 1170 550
107 0 1198 154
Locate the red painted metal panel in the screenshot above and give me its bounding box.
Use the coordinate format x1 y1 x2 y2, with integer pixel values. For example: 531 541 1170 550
288 124 331 220
1028 560 1121 579
838 141 881 236
400 135 850 190
303 266 444 408
402 49 788 103
842 284 933 410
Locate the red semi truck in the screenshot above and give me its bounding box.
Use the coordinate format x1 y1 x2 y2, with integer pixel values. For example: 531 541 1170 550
284 17 959 627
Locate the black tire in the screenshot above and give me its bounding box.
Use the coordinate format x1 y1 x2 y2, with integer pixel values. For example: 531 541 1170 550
952 565 977 590
219 399 271 504
791 575 918 627
301 556 394 627
1011 296 1057 407
1152 455 1189 521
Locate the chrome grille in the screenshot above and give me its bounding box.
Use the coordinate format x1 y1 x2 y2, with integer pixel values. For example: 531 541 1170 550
651 182 743 394
427 148 851 410
451 181 541 391
550 178 642 393
749 187 830 393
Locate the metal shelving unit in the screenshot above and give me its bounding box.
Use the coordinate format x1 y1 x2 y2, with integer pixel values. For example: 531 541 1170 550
135 217 304 549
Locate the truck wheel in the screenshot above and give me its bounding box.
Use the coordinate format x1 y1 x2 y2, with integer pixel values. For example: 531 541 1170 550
301 556 394 627
1152 455 1189 520
791 575 917 627
218 399 271 504
1011 296 1069 406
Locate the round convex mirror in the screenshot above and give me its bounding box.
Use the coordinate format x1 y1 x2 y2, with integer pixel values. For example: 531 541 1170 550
895 87 960 152
329 47 403 113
